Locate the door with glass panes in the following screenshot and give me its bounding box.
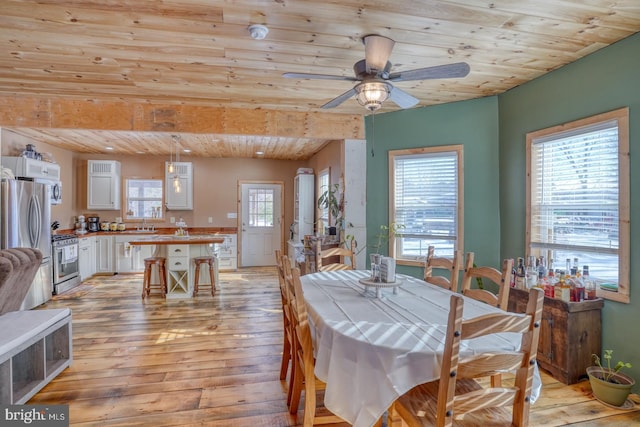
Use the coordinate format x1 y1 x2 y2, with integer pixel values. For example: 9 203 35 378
240 182 283 266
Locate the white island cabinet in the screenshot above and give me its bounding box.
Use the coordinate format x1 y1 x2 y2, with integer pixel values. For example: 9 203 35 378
115 235 154 273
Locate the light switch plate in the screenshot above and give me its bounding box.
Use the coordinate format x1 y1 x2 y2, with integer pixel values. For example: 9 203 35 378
208 217 213 223
170 217 175 223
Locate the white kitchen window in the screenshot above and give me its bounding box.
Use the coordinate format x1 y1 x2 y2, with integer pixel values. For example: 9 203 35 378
526 108 629 303
389 145 463 263
125 178 163 220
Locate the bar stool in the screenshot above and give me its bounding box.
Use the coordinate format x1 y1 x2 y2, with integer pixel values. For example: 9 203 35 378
142 257 167 298
193 256 216 296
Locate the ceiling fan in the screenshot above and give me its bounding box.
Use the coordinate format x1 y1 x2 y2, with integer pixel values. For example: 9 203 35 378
283 35 470 112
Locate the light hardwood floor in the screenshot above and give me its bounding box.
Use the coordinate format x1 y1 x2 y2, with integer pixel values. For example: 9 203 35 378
30 268 640 426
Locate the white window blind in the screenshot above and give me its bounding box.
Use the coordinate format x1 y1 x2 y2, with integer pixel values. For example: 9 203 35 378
126 179 163 219
393 150 459 258
530 121 619 282
318 170 329 223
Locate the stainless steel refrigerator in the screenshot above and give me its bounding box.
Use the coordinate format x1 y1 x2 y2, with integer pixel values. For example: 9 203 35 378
1 178 52 309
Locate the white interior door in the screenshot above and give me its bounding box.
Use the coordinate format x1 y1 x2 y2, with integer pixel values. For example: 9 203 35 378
240 183 282 267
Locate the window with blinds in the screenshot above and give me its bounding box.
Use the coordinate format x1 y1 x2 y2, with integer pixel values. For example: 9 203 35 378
317 169 330 226
526 108 629 303
390 146 463 261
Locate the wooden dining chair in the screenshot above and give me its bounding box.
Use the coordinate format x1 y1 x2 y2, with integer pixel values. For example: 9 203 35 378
460 253 515 387
275 250 293 385
460 252 513 311
315 239 356 271
391 287 544 427
287 267 344 426
423 246 463 292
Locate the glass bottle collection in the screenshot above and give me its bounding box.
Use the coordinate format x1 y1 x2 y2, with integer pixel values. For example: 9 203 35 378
510 256 597 302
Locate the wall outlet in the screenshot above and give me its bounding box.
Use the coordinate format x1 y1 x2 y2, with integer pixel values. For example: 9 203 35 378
170 217 175 224
227 212 237 219
208 217 213 223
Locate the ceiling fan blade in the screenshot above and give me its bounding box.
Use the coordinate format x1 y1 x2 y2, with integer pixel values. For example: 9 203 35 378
388 62 470 82
282 72 358 81
364 35 395 74
321 87 358 109
389 86 420 109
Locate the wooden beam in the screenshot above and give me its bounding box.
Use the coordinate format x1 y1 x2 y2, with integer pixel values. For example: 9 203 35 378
0 95 364 140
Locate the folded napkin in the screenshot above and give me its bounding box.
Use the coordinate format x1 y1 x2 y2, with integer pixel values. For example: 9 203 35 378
379 257 396 283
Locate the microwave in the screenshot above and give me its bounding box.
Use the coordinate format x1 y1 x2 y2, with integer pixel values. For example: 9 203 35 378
31 177 62 205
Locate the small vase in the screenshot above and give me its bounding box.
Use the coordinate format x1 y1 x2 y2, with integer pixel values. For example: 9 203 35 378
587 366 635 407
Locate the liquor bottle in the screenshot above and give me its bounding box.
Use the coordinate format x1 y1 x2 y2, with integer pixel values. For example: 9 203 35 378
515 257 526 290
569 267 578 302
544 269 555 298
556 271 570 302
537 255 547 280
583 265 596 300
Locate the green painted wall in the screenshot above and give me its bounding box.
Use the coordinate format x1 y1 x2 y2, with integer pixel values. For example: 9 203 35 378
498 32 640 385
365 96 502 281
369 31 640 386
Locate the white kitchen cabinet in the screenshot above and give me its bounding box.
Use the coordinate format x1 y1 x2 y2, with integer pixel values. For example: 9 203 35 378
114 235 154 273
212 234 237 271
1 157 61 181
87 160 121 210
165 162 193 210
94 235 114 274
292 173 315 243
78 235 96 281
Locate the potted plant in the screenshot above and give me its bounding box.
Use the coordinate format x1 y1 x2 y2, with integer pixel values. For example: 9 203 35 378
587 350 634 407
317 183 351 237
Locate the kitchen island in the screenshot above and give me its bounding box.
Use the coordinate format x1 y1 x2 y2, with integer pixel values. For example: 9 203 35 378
129 235 225 298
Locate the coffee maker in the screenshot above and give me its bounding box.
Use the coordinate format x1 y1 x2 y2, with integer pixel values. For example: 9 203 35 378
87 216 100 232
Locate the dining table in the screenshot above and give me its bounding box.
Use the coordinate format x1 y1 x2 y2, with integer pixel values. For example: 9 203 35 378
300 269 542 427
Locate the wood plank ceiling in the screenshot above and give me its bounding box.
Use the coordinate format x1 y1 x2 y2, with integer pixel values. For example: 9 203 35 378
1 0 639 160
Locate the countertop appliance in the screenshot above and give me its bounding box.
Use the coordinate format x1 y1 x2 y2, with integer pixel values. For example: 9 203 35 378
52 233 81 295
0 178 53 309
87 216 100 232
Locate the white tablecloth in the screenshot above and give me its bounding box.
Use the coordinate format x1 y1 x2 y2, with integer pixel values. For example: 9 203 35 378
300 270 541 427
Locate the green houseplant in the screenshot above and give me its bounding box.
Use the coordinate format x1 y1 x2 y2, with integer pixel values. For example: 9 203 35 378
587 350 634 407
317 183 344 236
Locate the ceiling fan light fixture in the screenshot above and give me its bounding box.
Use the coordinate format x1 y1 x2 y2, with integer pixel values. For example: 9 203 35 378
355 81 391 111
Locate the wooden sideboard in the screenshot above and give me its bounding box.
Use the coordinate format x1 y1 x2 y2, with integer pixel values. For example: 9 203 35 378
508 287 604 385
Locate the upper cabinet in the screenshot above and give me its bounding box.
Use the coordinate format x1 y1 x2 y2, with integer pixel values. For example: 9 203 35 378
87 160 121 210
165 162 193 210
1 157 61 181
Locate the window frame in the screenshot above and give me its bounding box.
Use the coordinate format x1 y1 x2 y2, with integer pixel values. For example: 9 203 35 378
124 177 164 221
389 145 464 266
525 107 629 303
316 168 330 232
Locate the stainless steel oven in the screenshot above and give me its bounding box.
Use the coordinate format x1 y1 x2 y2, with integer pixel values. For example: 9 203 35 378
52 233 81 294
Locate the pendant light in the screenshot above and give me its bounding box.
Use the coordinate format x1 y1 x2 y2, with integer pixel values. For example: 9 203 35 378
171 135 181 193
167 135 176 174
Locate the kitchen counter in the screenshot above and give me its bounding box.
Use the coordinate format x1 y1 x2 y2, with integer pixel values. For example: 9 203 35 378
128 235 225 245
64 227 237 238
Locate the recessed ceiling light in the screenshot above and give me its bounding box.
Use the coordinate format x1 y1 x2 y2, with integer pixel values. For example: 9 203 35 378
183 149 191 153
256 151 264 156
105 147 113 150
